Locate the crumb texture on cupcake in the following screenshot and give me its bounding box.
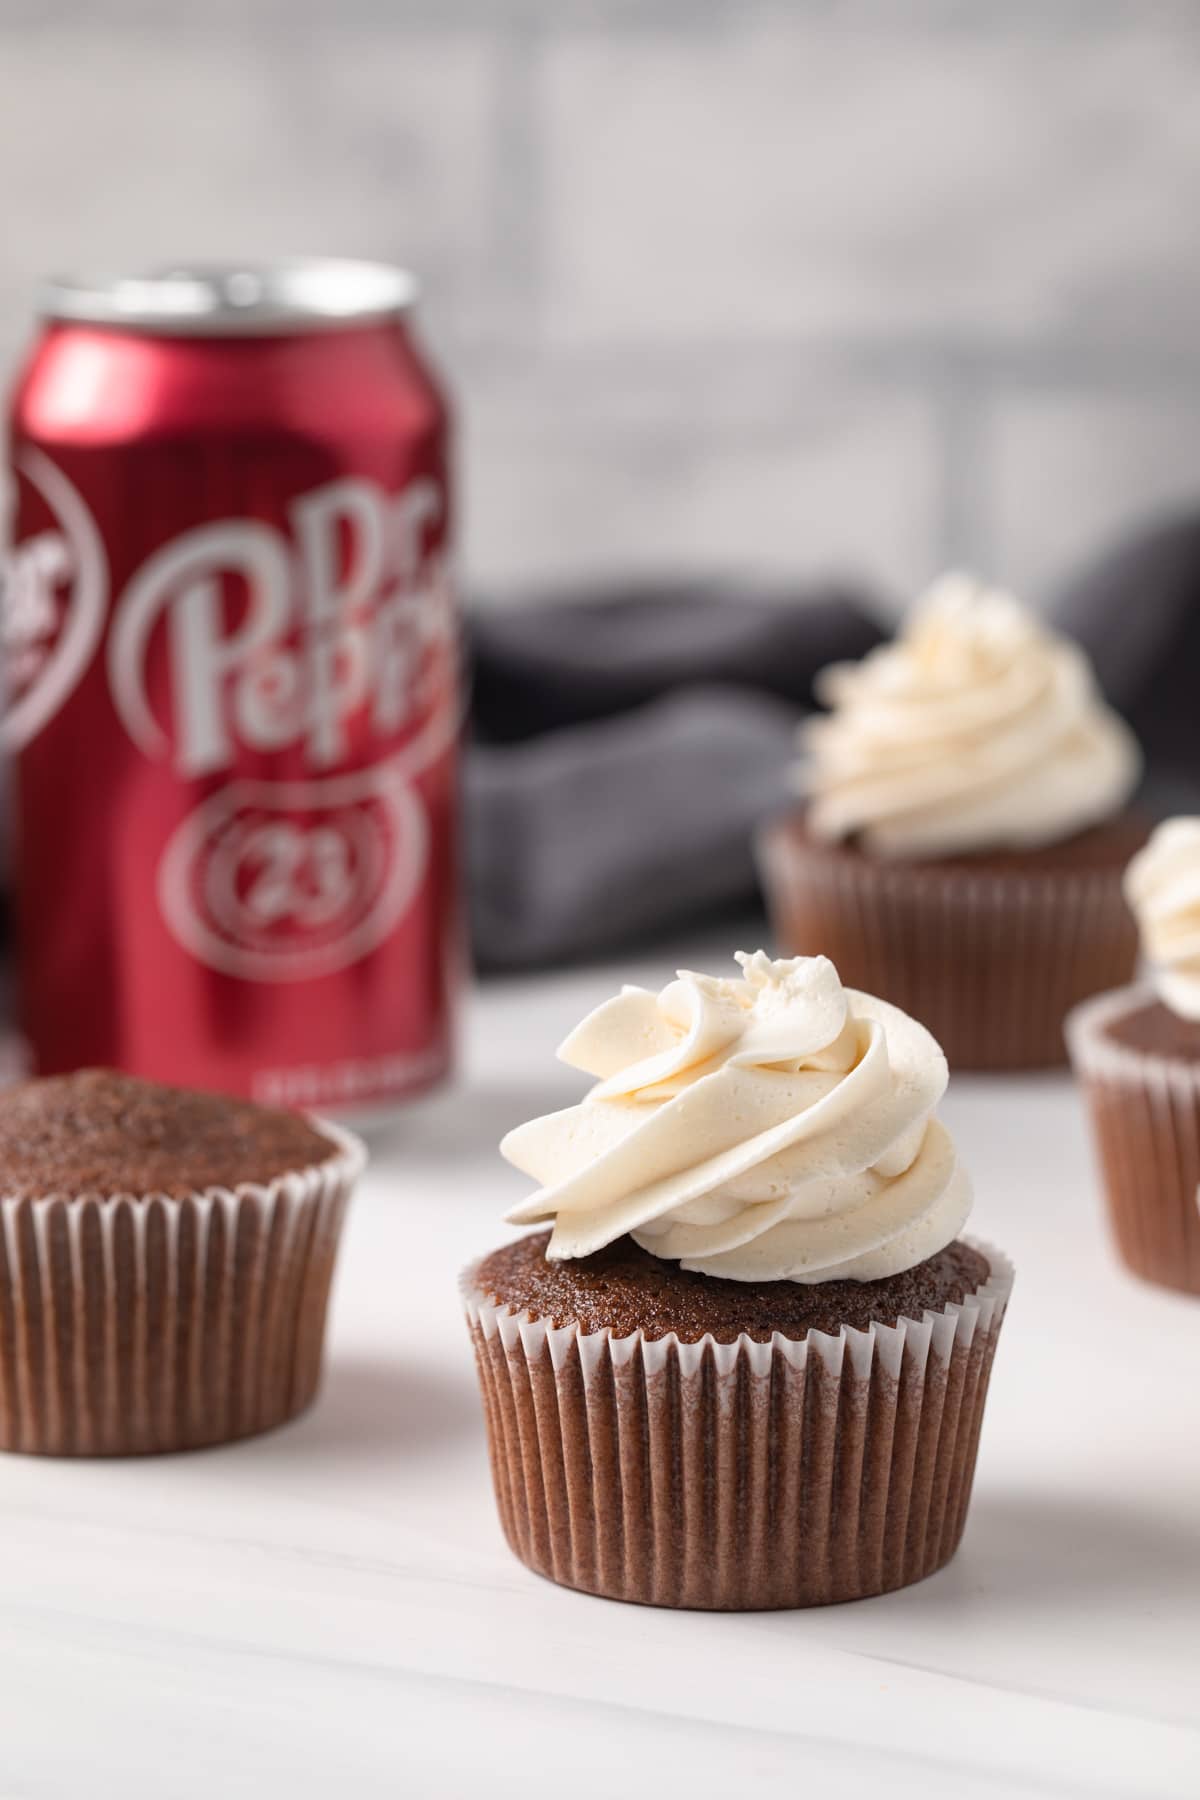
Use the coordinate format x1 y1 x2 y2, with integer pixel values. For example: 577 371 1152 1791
475 1228 990 1344
801 571 1141 859
503 951 970 1284
1100 998 1200 1061
0 1068 337 1199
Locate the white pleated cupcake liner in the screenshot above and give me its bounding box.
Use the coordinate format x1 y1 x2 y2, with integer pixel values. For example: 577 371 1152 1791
1067 984 1200 1295
463 1239 1013 1610
759 823 1138 1072
0 1119 366 1456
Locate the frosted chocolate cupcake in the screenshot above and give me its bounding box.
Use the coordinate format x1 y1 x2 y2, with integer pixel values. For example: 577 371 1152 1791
0 1069 364 1455
1068 820 1200 1295
463 952 1012 1610
759 573 1145 1071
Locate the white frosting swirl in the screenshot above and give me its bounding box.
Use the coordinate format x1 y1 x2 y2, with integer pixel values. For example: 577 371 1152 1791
502 951 970 1283
1125 818 1200 1021
803 572 1141 859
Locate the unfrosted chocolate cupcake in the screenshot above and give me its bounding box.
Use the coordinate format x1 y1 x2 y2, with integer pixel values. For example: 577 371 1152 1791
0 1069 364 1455
759 573 1145 1071
1068 819 1200 1295
464 951 1012 1610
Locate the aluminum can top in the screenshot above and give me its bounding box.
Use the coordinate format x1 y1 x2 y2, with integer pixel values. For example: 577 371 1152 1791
38 257 418 337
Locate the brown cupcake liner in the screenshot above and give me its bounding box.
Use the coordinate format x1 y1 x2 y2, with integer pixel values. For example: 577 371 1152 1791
759 823 1137 1072
0 1120 365 1456
463 1240 1013 1610
1067 985 1200 1296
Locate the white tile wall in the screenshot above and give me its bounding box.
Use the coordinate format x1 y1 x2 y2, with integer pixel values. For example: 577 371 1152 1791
541 19 1200 347
2 2 1199 606
463 351 939 595
989 385 1200 596
0 27 500 343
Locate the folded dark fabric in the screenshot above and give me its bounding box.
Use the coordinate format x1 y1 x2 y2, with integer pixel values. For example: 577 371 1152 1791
468 580 885 743
1055 510 1200 811
466 532 1200 972
465 583 885 970
468 686 801 970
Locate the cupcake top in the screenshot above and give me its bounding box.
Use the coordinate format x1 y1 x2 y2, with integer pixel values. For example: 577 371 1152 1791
0 1068 338 1199
476 1230 991 1344
802 571 1141 860
1124 818 1200 1021
502 951 970 1284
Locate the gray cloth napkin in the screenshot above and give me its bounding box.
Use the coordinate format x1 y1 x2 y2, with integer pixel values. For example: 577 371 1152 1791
466 537 1200 972
1055 509 1200 813
465 581 884 970
468 685 801 970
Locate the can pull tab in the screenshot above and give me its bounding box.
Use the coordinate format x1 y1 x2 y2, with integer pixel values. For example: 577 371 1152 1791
224 271 265 310
162 268 264 310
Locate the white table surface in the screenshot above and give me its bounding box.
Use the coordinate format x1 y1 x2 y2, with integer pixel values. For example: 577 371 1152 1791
1 939 1198 1800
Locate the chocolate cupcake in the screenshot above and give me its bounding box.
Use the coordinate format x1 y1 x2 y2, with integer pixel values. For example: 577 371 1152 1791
1068 819 1200 1295
463 952 1012 1610
0 1069 364 1455
759 573 1145 1071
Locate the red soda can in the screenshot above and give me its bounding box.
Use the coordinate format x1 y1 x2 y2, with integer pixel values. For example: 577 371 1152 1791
4 260 459 1115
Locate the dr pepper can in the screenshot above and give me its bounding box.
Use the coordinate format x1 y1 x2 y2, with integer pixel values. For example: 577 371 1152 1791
4 260 460 1115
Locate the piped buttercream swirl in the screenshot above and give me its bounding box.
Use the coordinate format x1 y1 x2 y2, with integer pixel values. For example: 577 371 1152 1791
502 951 970 1283
1125 818 1200 1021
802 572 1141 859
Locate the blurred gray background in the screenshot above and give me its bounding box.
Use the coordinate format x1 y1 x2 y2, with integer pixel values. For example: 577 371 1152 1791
2 0 1199 609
